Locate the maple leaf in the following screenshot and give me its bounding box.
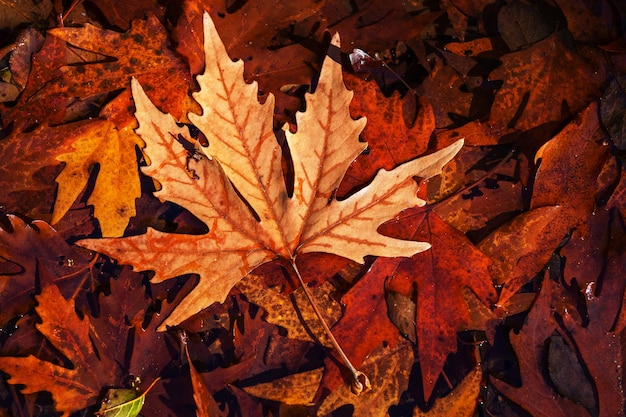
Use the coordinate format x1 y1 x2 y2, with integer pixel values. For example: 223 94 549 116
77 12 464 329
372 207 496 401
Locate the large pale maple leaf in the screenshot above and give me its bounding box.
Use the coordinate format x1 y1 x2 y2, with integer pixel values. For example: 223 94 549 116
78 13 464 329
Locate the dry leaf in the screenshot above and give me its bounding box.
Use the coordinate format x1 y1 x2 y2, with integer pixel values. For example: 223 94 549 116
414 366 482 417
243 368 323 406
0 285 119 416
77 13 464 329
317 339 414 416
53 120 144 237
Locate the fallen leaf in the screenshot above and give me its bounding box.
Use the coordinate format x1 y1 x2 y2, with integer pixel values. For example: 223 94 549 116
377 208 496 401
97 378 160 417
48 15 191 123
236 271 343 347
243 368 323 406
0 0 52 32
439 33 606 145
490 277 590 417
0 285 120 416
0 215 91 326
337 75 433 197
414 366 482 417
480 102 611 304
77 13 465 330
559 213 626 415
184 337 219 417
317 338 414 416
53 120 144 236
315 257 408 401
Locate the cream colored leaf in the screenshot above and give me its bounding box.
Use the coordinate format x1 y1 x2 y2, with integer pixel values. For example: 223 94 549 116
283 34 367 250
77 12 463 328
298 140 464 262
188 13 288 256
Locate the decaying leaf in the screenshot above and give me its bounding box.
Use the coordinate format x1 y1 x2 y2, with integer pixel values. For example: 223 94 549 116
243 368 323 406
490 277 591 417
414 366 482 417
317 338 414 416
77 12 464 330
237 271 343 347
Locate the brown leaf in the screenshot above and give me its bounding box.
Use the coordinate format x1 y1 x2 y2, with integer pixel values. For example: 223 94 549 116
490 277 591 417
77 13 464 329
317 338 414 416
439 33 606 145
480 102 611 304
560 213 626 415
0 215 90 326
0 0 52 33
85 0 163 30
243 368 323 406
2 34 69 131
236 271 343 347
48 14 191 124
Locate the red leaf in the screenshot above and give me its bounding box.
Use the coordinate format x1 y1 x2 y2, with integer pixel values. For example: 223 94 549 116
378 207 497 401
315 257 404 401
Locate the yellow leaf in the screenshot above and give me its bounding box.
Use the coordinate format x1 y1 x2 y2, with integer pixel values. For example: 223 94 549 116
77 12 464 329
53 120 143 237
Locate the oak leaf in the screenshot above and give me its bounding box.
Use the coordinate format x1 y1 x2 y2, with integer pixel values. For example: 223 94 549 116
490 276 592 417
0 285 120 416
53 120 144 237
77 12 464 329
0 214 91 326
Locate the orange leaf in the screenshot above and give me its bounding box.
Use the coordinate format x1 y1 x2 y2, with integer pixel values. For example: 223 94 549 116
77 13 464 329
0 285 119 416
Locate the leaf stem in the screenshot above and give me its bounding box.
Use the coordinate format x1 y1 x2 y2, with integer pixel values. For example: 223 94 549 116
289 259 371 395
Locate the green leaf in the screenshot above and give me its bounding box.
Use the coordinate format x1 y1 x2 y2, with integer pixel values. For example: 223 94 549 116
96 378 160 417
